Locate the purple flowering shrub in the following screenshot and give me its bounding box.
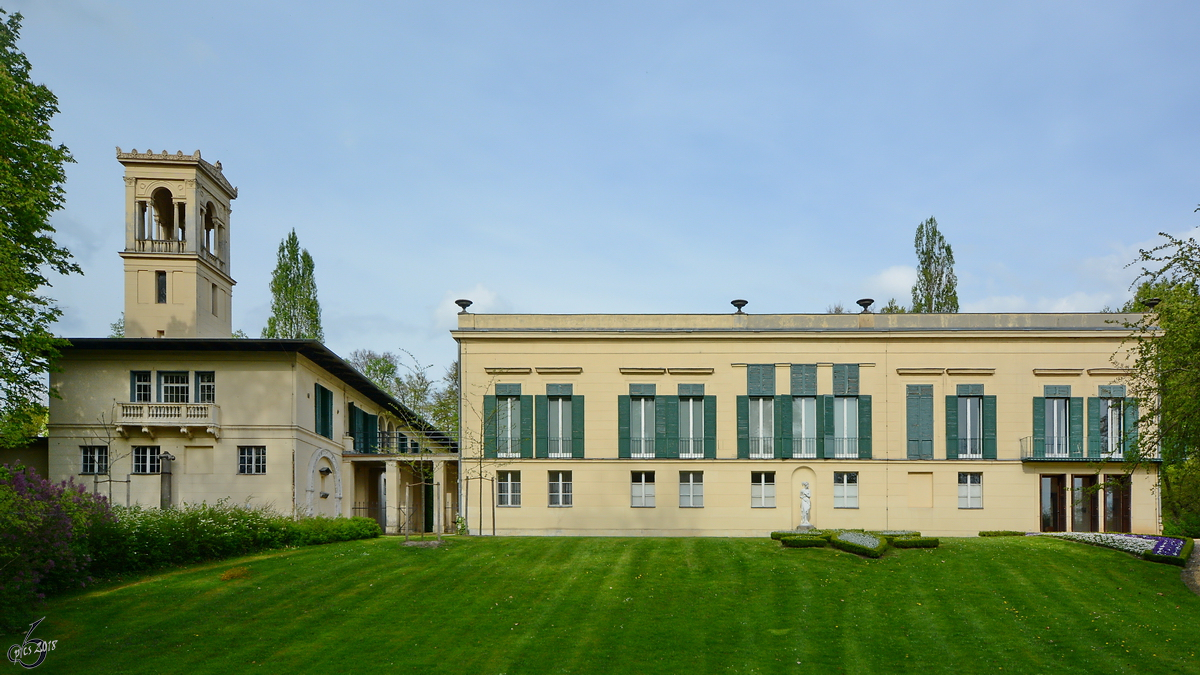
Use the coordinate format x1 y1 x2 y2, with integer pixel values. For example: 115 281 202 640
0 463 113 630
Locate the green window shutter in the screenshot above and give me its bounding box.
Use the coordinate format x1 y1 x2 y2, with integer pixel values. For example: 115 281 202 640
736 395 749 459
571 396 585 458
832 365 847 396
747 365 774 396
618 395 631 459
920 390 933 460
982 395 997 460
661 395 679 459
945 395 959 460
483 395 497 458
1123 398 1138 455
791 364 817 396
703 395 717 459
366 414 378 452
348 401 358 438
775 395 792 459
1032 397 1045 459
819 395 832 459
678 383 704 397
858 395 872 459
546 383 572 396
846 365 860 396
907 385 933 460
1086 397 1101 459
495 383 521 396
535 395 549 459
1069 397 1084 458
520 395 533 458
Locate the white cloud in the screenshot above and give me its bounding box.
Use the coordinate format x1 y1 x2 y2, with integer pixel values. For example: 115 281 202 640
863 265 916 302
961 291 1116 313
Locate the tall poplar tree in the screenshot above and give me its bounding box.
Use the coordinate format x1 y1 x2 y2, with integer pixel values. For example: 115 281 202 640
261 229 323 341
0 10 80 446
910 216 959 313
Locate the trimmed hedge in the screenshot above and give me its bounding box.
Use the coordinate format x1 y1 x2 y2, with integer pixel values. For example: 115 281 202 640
979 530 1026 537
1143 536 1194 567
780 536 828 548
830 531 888 558
893 537 940 549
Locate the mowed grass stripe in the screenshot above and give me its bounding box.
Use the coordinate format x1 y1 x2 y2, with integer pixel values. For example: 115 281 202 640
12 536 1199 674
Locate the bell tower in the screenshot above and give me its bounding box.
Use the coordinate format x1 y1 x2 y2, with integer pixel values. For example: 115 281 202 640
116 148 237 338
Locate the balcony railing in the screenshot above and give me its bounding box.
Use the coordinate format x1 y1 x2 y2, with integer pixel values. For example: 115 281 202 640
679 438 704 459
115 402 220 439
1020 436 1160 461
630 438 655 459
548 437 572 459
129 238 186 254
830 437 858 459
791 437 817 458
349 431 457 455
749 436 774 459
958 437 983 459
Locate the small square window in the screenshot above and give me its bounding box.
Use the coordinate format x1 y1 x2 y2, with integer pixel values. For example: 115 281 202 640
834 471 859 509
80 446 108 475
195 372 215 404
159 372 189 403
549 471 572 507
133 446 161 474
238 446 266 475
631 471 656 507
498 471 521 507
679 471 703 508
958 472 983 509
751 471 775 508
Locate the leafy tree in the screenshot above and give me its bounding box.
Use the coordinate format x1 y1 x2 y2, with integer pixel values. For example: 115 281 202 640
108 312 124 338
880 298 908 313
0 10 80 447
826 303 847 314
261 229 322 340
1121 229 1200 535
910 216 959 313
347 349 458 435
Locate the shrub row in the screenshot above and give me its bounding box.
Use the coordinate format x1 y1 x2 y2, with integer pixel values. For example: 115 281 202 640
780 535 827 548
1142 537 1194 567
893 537 940 549
979 530 1026 537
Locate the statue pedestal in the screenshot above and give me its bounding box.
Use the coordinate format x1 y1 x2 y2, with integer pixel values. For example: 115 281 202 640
795 525 815 532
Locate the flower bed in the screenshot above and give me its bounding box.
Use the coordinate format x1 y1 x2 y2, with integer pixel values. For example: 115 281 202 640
1042 532 1194 566
830 531 888 558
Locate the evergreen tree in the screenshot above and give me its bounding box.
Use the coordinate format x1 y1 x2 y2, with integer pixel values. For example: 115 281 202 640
0 11 80 446
261 229 323 340
910 216 958 313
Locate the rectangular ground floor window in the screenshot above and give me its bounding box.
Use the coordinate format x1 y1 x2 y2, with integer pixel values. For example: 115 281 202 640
751 471 775 508
631 471 655 507
1072 474 1098 531
958 472 982 509
549 471 572 507
833 471 858 509
237 446 267 474
133 446 161 474
679 471 703 508
498 471 521 507
80 445 108 475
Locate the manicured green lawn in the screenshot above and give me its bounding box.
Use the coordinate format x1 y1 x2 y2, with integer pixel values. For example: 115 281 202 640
6 536 1197 674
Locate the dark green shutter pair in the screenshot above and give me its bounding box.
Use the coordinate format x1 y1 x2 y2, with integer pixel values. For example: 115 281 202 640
1031 396 1083 458
534 395 586 459
658 395 679 459
791 364 817 396
1086 397 1139 458
738 394 870 459
314 384 333 439
944 394 996 459
833 364 860 396
482 394 534 458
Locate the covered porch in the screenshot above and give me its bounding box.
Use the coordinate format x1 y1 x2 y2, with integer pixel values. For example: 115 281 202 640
342 455 459 535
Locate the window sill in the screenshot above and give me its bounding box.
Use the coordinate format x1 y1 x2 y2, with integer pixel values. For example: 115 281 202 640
630 505 656 509
548 505 572 508
833 506 859 510
496 505 521 508
751 505 776 509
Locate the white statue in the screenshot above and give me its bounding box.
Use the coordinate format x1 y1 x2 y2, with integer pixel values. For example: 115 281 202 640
800 481 812 528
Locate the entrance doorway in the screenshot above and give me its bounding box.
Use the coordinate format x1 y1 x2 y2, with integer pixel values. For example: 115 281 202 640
1104 474 1132 532
1040 474 1066 532
1071 475 1099 532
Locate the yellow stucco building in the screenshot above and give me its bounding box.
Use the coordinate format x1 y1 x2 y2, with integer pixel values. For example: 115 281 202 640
43 150 458 534
453 308 1160 537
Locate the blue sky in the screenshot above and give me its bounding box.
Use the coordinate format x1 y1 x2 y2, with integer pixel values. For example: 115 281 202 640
11 0 1200 376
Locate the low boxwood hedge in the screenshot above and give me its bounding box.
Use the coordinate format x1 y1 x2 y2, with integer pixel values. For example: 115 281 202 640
830 531 888 558
893 537 940 549
1142 536 1194 566
780 535 828 548
979 530 1025 537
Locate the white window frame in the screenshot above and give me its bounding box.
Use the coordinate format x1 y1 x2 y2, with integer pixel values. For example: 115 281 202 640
678 397 704 459
497 396 521 458
158 371 189 404
792 396 817 458
238 446 267 475
80 446 108 475
1045 397 1069 458
630 397 655 459
1100 398 1124 459
832 397 859 458
958 472 983 509
833 471 859 509
497 471 521 507
751 471 775 508
548 471 572 507
749 397 774 459
547 397 573 459
958 395 983 458
196 372 216 404
133 446 161 474
679 471 703 508
631 471 656 507
132 371 152 403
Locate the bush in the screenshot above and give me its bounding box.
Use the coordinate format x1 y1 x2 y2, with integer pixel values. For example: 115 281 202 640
1142 537 1194 567
875 531 921 545
893 537 940 549
286 516 381 546
830 531 888 558
1163 513 1200 539
780 535 827 548
0 464 113 631
979 530 1026 537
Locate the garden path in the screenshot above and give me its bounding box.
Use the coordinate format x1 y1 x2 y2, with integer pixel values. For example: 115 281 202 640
1183 540 1200 597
